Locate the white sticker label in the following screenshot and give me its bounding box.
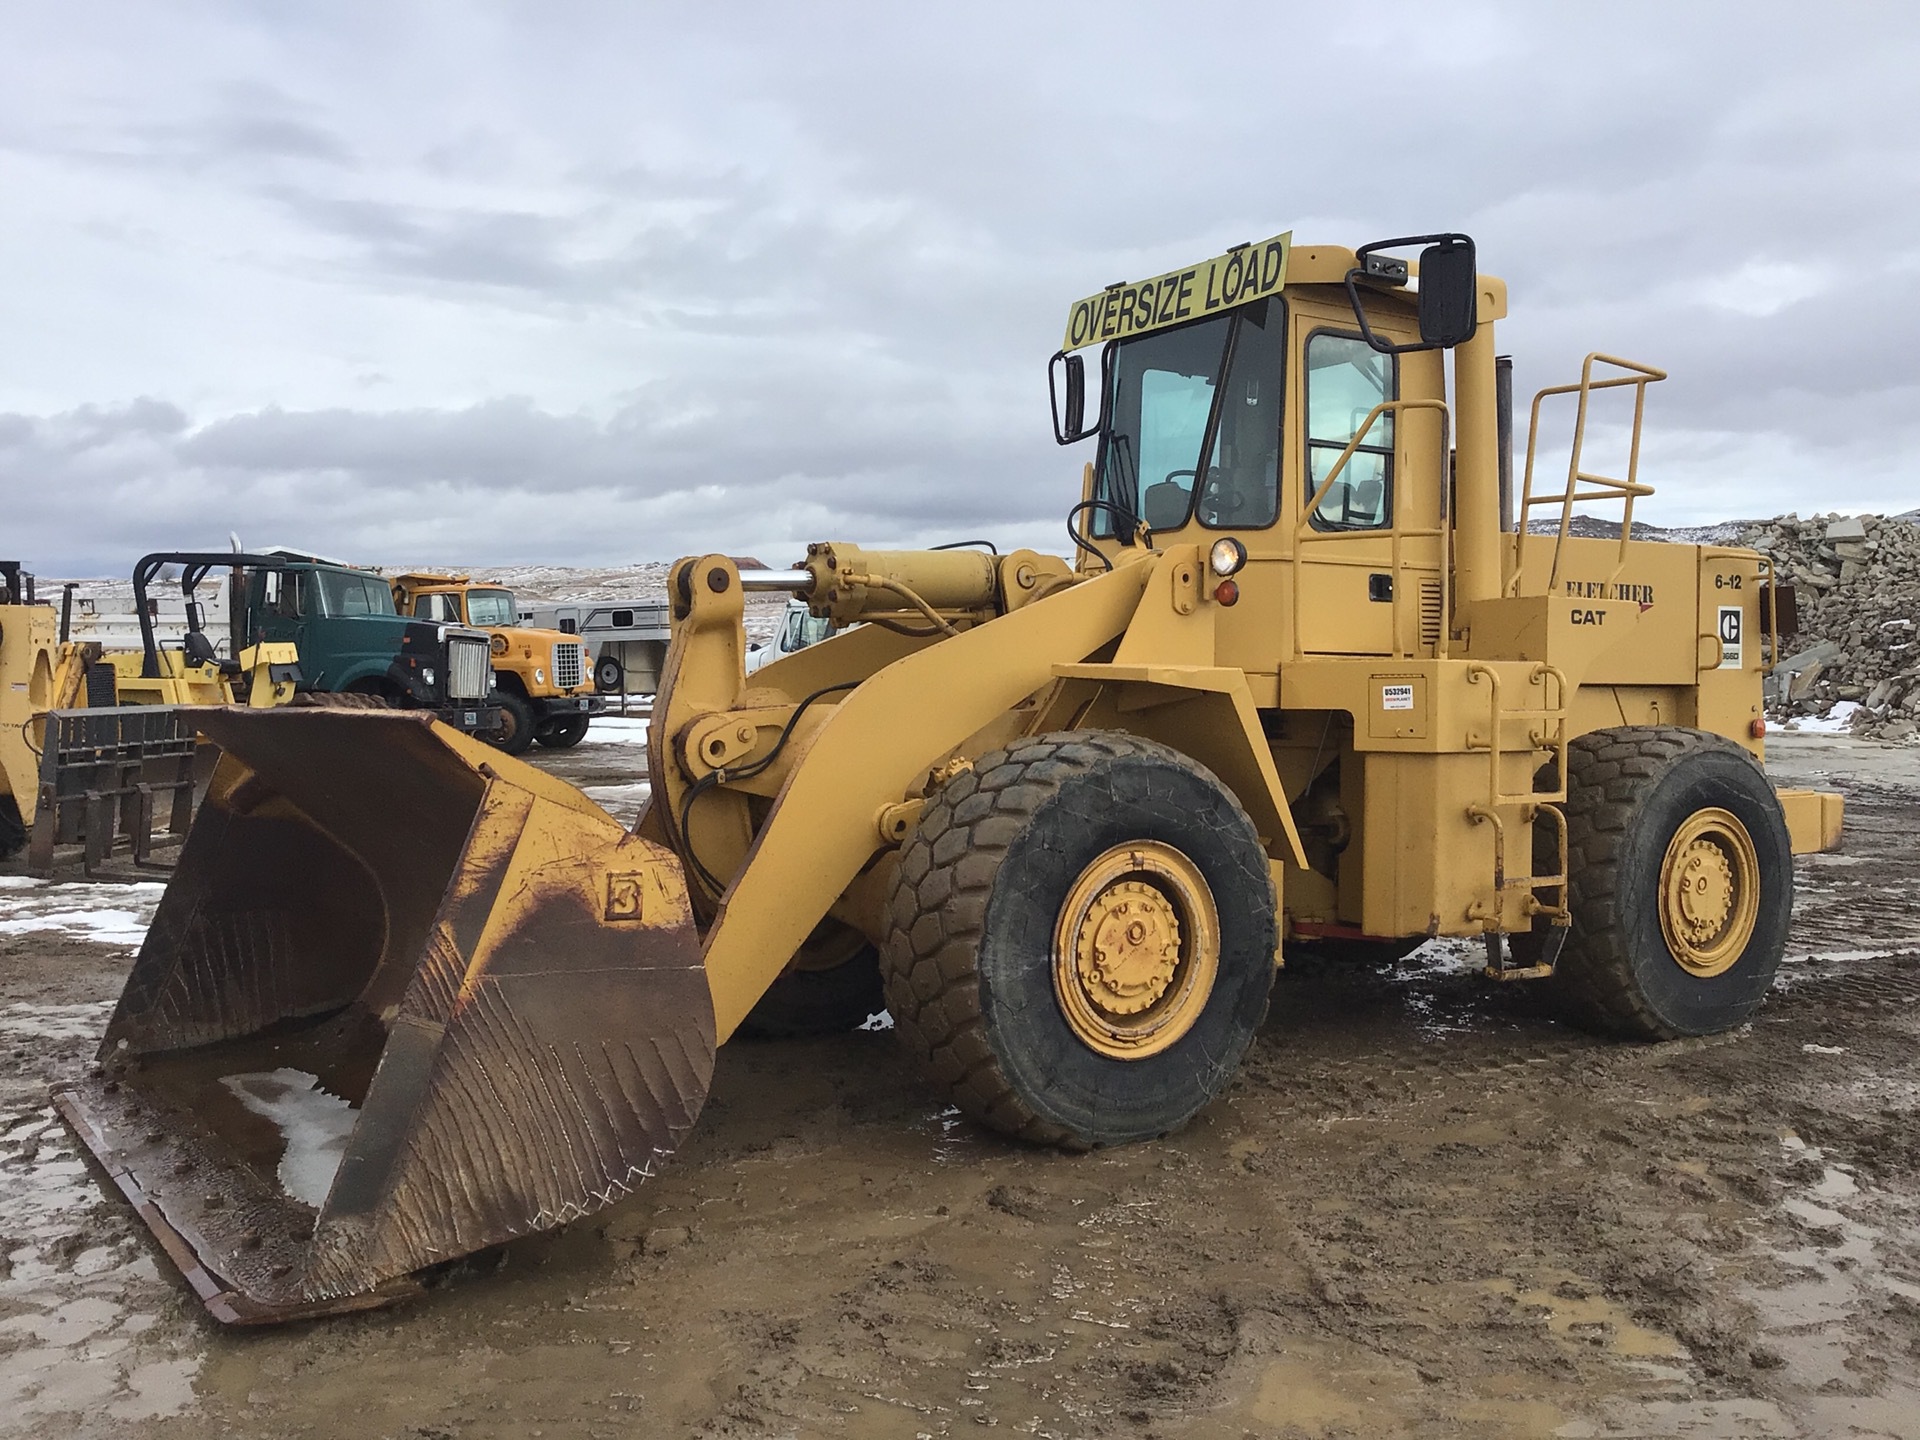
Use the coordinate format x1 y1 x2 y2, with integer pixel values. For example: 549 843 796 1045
1381 683 1415 711
1717 605 1743 669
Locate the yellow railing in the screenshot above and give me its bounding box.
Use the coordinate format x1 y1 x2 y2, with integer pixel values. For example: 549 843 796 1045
1291 398 1452 662
1508 353 1666 597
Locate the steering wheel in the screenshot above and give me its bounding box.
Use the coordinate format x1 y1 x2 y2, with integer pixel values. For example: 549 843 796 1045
1197 466 1249 525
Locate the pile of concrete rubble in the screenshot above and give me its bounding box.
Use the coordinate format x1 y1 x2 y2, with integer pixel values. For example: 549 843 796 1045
1742 512 1920 742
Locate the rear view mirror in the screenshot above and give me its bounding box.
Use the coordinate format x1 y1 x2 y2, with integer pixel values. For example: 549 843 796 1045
1049 350 1087 445
1345 232 1479 355
1416 237 1477 349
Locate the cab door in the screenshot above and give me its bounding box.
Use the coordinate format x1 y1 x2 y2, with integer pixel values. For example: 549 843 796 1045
1289 301 1446 658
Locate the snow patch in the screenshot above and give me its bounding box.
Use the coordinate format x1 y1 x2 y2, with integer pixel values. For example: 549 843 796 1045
576 717 650 747
220 1069 358 1208
0 880 165 949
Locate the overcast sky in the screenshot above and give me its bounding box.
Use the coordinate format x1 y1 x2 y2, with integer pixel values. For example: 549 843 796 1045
3 2 1915 576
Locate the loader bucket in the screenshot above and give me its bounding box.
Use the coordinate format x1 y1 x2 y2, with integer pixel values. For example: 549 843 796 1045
51 707 712 1324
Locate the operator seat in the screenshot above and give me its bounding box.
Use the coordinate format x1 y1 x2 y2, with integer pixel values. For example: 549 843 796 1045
1142 480 1190 532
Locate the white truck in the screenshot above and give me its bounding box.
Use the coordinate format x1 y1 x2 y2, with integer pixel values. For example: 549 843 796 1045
744 598 837 676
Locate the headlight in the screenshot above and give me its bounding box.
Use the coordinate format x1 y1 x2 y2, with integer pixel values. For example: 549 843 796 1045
1208 537 1248 577
490 633 509 656
422 668 436 686
534 668 546 685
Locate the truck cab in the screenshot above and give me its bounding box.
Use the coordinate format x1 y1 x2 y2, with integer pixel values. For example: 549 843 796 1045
389 573 600 754
745 598 838 676
238 552 498 733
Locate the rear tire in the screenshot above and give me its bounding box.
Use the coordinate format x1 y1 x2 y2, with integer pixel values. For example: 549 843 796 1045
535 715 590 749
881 732 1277 1148
738 921 885 1039
1550 726 1792 1039
487 691 536 756
595 656 624 693
0 794 24 860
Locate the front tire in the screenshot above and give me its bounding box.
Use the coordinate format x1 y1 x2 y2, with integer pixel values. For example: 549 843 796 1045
487 690 536 756
535 714 590 749
1551 726 1792 1039
881 732 1277 1148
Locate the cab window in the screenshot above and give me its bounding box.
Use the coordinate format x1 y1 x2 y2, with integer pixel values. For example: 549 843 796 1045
411 593 460 622
1305 333 1397 531
320 571 396 617
466 589 516 626
1196 299 1282 528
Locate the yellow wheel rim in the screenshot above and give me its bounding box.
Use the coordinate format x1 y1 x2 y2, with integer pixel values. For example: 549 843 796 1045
1051 841 1219 1060
1658 807 1761 978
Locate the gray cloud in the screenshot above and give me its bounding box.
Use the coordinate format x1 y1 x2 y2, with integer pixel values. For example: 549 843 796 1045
1 1 1916 577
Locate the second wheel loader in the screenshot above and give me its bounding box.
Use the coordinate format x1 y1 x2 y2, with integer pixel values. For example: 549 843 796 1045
57 231 1842 1323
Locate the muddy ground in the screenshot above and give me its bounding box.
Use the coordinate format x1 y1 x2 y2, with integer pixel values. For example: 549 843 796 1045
3 730 1919 1438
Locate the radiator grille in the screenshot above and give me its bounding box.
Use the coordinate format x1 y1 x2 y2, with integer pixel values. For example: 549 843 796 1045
552 641 585 691
448 635 491 701
1418 580 1444 650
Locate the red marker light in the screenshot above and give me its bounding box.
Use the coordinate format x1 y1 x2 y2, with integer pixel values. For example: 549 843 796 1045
1749 718 1766 739
1214 579 1240 606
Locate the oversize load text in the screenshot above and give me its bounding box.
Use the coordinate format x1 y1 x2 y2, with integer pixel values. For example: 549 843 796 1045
1062 235 1290 351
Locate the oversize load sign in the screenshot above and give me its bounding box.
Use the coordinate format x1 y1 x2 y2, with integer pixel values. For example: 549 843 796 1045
1062 233 1291 352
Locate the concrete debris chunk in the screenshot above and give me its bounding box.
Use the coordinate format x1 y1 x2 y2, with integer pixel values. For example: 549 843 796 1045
1738 512 1920 742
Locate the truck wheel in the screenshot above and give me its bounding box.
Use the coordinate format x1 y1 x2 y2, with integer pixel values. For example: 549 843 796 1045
1550 726 1792 1039
0 794 24 860
881 732 1277 1148
738 920 885 1039
487 691 536 756
535 715 590 749
595 656 624 693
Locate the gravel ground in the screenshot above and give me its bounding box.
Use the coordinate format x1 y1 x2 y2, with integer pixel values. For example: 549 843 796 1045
1 730 1917 1438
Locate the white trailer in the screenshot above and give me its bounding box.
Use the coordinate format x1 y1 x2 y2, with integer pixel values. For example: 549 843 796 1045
518 600 672 695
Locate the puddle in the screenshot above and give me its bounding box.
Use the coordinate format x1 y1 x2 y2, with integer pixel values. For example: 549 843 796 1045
1741 1137 1920 1415
0 1108 201 1430
220 1068 358 1207
922 1104 977 1166
1485 1276 1685 1361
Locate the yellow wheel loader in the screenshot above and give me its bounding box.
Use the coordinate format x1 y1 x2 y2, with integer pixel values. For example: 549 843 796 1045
1 557 298 876
55 232 1844 1323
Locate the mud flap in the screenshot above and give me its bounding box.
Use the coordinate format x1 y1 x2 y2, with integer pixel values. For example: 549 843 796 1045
53 707 711 1324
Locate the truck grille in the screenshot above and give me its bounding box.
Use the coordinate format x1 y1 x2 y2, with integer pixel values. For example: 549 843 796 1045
552 641 585 691
448 635 491 701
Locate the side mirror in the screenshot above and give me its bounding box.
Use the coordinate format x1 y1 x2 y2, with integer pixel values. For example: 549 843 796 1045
1049 350 1087 445
1416 237 1477 349
1345 233 1478 355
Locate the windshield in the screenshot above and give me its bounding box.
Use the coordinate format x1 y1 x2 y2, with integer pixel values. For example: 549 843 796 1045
1091 300 1283 536
318 570 397 617
1093 314 1231 536
466 589 517 626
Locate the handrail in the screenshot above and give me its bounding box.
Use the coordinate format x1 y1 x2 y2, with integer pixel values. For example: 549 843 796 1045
1509 353 1667 598
1463 661 1571 935
1291 398 1452 662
